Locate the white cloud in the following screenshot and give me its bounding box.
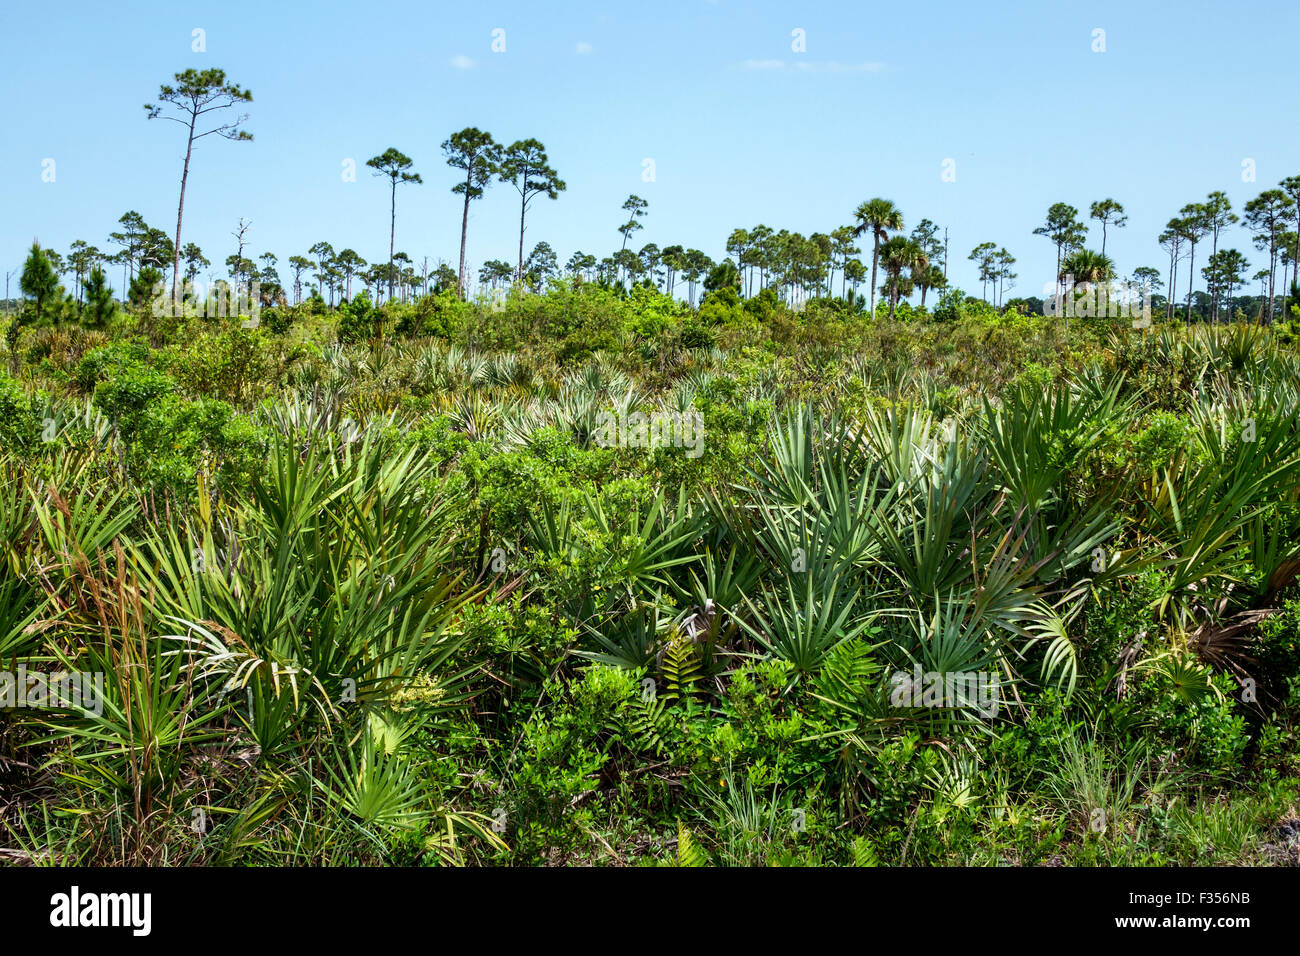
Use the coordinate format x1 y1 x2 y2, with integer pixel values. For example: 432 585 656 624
576 41 593 54
450 55 476 70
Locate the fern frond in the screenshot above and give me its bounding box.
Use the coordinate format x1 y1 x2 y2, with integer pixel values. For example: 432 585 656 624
850 836 878 867
676 822 708 867
661 631 702 702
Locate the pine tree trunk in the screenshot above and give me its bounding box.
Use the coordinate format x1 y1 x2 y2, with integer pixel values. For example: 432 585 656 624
388 179 397 302
171 113 197 303
517 190 527 284
458 167 472 298
1268 239 1277 324
1170 250 1179 322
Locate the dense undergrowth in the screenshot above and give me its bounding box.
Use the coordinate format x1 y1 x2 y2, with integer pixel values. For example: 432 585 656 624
2 282 1300 867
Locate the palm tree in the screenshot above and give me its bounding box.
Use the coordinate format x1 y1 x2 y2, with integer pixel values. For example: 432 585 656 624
879 236 926 319
1060 248 1114 320
852 198 903 317
1061 248 1114 286
917 263 947 309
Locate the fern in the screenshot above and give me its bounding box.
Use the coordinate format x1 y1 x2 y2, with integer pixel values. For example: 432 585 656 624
660 632 702 702
814 638 882 704
850 836 878 866
628 690 668 756
676 823 708 867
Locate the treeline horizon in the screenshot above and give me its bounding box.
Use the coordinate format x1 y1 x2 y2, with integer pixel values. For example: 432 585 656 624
9 68 1300 329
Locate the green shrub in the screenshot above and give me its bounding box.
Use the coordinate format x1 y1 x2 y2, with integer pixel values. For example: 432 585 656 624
129 394 266 496
92 360 176 424
338 292 377 343
74 341 152 393
0 374 44 450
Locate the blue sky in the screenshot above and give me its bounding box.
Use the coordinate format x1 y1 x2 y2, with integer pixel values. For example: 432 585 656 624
2 0 1297 301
